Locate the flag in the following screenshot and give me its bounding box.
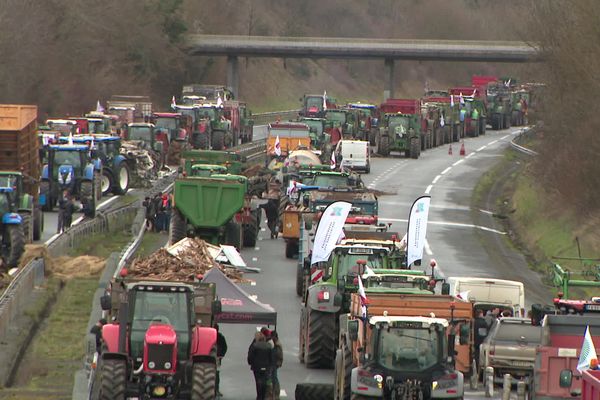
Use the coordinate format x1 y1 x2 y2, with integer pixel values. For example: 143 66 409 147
330 151 336 170
323 91 327 111
459 92 465 105
406 195 431 267
577 326 598 372
95 100 104 113
450 94 455 107
68 133 73 145
456 290 470 302
90 136 95 149
216 95 223 107
440 114 445 127
311 201 352 265
472 89 477 98
171 96 176 109
357 275 368 319
274 135 281 156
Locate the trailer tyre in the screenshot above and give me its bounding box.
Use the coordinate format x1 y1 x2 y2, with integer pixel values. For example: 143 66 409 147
112 162 130 195
335 343 353 400
305 309 336 368
98 359 126 400
377 135 390 157
169 208 187 245
295 383 335 400
225 220 242 250
212 130 226 151
33 207 43 241
285 240 298 259
191 362 216 400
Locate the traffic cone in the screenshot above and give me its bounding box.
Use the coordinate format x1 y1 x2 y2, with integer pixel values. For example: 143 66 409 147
448 144 453 155
459 141 466 156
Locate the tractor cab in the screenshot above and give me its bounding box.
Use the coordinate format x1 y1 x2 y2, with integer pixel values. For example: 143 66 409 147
47 144 91 182
125 123 164 153
152 112 189 142
46 119 78 135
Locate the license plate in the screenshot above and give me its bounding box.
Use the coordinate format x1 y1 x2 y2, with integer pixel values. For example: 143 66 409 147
511 361 532 368
585 304 600 311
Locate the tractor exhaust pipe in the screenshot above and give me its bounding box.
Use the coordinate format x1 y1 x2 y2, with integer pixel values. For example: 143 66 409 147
118 299 129 353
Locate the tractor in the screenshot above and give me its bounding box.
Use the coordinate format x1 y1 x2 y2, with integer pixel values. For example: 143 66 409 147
123 123 168 169
97 280 222 400
0 177 28 267
0 172 43 244
40 144 100 217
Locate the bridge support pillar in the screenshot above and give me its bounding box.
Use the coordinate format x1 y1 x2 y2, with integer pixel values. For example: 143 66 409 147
227 55 240 98
384 58 395 101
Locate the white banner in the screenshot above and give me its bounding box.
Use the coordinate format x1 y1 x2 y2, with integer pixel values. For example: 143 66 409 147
311 201 352 265
406 195 431 267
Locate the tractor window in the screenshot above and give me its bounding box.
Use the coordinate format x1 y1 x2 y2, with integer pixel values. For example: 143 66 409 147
54 151 82 168
199 108 217 120
131 291 189 333
308 175 349 188
128 127 152 141
337 252 384 278
155 117 177 130
303 121 324 136
377 327 441 372
305 97 323 111
388 117 409 135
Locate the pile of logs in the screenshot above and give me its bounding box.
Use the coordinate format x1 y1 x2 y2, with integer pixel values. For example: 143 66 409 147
128 238 245 282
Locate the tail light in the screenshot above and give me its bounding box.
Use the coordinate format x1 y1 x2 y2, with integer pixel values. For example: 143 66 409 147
317 290 330 302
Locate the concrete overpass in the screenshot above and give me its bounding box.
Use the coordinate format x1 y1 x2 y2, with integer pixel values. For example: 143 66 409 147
183 34 541 98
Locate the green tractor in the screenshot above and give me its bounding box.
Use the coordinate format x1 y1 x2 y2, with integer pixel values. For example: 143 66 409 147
511 89 530 126
325 109 358 139
298 117 332 162
194 105 233 151
377 113 421 158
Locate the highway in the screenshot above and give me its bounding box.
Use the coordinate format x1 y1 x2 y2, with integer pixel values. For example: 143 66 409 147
217 126 550 399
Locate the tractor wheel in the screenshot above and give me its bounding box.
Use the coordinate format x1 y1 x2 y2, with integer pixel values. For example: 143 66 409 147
94 172 102 201
2 224 25 267
169 208 187 245
212 130 225 151
299 307 307 363
285 240 298 259
224 220 242 250
98 359 126 400
410 137 420 159
296 262 305 297
40 180 53 211
305 308 336 368
242 212 259 247
112 162 130 195
100 170 113 196
377 135 390 157
480 117 487 135
33 207 43 241
20 212 33 244
295 383 335 400
80 180 96 218
192 132 209 150
191 362 216 400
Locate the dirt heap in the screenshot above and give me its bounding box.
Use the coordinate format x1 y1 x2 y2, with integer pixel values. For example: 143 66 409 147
128 238 245 282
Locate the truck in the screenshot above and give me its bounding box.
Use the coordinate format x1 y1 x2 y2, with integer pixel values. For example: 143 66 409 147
335 292 467 399
448 87 487 137
377 99 423 158
96 266 222 400
0 105 43 258
447 277 526 317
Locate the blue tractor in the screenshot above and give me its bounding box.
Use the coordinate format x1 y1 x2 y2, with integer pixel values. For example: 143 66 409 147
40 144 100 217
0 184 26 268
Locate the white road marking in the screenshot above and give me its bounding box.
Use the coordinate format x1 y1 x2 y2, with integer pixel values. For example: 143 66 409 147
466 152 475 159
452 159 464 166
441 167 451 175
424 239 433 256
280 390 287 397
254 247 260 250
479 209 494 215
501 134 509 140
379 218 506 235
424 185 432 194
252 257 258 262
477 145 487 151
488 140 498 145
432 175 441 184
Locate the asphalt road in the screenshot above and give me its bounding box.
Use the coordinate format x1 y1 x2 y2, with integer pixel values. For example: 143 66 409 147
218 126 547 399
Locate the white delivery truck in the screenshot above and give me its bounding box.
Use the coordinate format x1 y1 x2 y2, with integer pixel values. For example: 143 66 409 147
335 139 370 173
447 277 526 317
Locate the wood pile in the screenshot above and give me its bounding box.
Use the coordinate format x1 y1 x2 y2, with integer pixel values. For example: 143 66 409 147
128 238 245 282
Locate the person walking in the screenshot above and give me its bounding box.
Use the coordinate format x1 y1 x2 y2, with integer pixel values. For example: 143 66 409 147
247 331 274 400
63 193 76 230
215 324 228 397
271 331 283 400
56 190 68 233
260 198 279 239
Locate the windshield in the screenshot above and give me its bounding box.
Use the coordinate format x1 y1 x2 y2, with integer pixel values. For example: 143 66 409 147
0 175 18 189
377 326 441 372
128 126 152 142
388 116 410 134
337 251 385 278
306 97 324 111
48 123 74 134
308 175 349 188
54 150 82 167
326 111 347 124
495 323 540 343
131 291 189 333
351 202 376 215
155 117 177 130
198 108 218 120
87 121 104 133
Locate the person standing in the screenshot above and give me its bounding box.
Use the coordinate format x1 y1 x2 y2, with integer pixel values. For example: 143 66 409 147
56 190 68 233
247 331 274 400
153 193 163 232
260 198 279 239
90 318 107 353
473 310 488 370
215 324 228 397
63 193 76 230
143 197 153 231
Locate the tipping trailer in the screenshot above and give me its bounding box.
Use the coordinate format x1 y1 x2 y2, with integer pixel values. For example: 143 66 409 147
334 292 467 399
97 265 222 400
582 369 600 400
107 95 152 123
0 105 43 258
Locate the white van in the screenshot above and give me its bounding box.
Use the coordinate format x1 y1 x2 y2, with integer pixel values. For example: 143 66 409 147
335 139 370 173
447 277 526 317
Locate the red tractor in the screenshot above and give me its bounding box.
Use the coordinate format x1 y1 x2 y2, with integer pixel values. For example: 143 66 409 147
97 280 222 400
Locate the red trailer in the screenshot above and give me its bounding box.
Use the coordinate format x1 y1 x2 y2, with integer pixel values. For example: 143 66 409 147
582 369 600 400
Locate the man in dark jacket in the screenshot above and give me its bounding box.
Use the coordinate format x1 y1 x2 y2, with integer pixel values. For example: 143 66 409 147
247 332 274 400
63 193 76 229
215 324 228 397
260 198 279 239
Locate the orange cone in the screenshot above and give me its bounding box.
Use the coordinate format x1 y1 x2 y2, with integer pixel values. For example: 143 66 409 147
448 144 453 155
459 141 466 156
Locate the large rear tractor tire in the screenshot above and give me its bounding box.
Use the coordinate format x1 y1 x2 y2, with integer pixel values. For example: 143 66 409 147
212 130 226 151
225 220 242 250
98 359 126 400
169 208 187 245
80 180 96 218
33 207 43 241
192 132 209 150
242 211 259 247
191 362 217 400
410 137 420 159
40 180 53 211
94 172 102 201
295 383 335 400
377 135 390 157
112 162 130 195
100 170 113 196
296 262 305 297
20 212 33 244
305 309 336 369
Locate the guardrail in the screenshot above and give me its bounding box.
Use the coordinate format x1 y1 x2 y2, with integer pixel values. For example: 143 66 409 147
510 126 538 156
252 109 300 125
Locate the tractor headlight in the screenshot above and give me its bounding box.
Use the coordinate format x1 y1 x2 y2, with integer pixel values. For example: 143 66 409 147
148 361 156 369
152 385 166 397
164 362 172 369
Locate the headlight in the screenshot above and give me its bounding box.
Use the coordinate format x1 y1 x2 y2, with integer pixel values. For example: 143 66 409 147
164 362 171 369
148 361 156 369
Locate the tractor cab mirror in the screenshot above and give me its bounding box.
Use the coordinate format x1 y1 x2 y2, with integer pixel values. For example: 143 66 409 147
348 320 359 341
212 300 222 315
441 282 450 295
559 369 573 388
459 324 470 345
100 294 112 311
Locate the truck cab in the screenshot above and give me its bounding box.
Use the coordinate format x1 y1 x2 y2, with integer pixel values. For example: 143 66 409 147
447 276 526 317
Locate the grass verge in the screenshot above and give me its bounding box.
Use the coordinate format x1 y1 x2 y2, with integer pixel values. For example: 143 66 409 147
68 230 131 258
